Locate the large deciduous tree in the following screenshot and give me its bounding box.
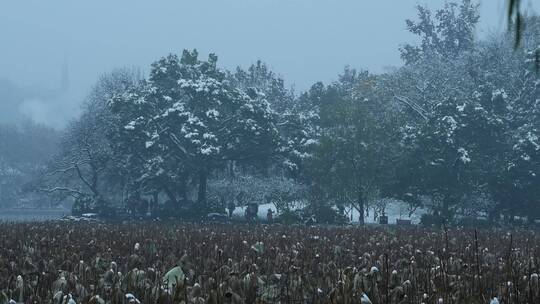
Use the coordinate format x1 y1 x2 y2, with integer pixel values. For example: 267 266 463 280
305 69 400 224
110 50 281 211
43 68 141 212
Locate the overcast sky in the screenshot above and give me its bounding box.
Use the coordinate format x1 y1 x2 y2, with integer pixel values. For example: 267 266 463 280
0 0 537 128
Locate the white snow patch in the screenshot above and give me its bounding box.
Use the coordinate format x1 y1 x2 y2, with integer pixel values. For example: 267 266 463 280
458 147 471 164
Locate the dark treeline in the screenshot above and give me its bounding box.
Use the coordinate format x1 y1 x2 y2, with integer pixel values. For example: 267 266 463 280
0 120 60 207
13 0 540 225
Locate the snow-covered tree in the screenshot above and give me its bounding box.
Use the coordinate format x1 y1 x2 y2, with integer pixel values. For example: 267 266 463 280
43 68 141 212
232 60 319 175
110 50 282 211
390 15 540 222
400 0 480 64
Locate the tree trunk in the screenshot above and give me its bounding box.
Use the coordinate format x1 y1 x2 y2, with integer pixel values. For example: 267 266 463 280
151 191 159 212
441 196 453 224
488 208 500 224
163 186 177 206
197 170 208 207
228 161 235 178
178 175 188 203
358 191 365 225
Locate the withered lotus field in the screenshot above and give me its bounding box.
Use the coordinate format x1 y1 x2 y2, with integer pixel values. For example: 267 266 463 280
0 222 539 304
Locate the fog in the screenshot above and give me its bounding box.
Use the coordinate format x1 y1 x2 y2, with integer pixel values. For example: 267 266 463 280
0 0 529 128
3 3 540 302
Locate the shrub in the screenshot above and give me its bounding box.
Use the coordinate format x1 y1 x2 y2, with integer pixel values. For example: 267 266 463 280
277 209 303 225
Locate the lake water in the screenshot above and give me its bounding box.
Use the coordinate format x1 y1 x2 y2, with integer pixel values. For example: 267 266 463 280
0 209 68 222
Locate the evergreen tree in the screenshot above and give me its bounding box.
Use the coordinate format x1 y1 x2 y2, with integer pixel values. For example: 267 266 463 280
110 50 281 212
